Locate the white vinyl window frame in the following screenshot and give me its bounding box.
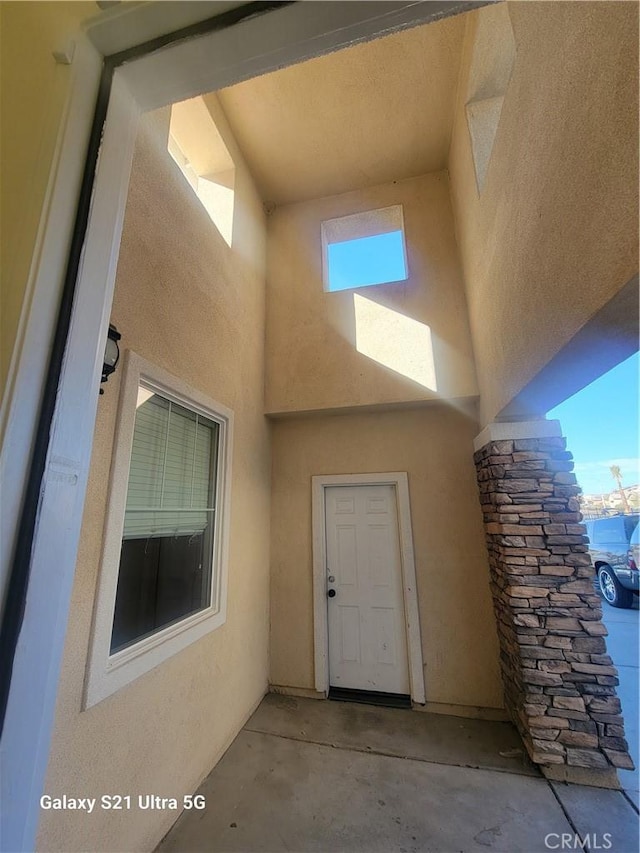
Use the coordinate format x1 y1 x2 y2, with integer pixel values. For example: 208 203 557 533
84 351 233 708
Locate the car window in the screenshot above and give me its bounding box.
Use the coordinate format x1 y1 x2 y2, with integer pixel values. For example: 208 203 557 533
592 518 628 545
623 516 639 541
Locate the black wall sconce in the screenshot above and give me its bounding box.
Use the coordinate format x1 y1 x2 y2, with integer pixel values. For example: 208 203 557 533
100 324 121 393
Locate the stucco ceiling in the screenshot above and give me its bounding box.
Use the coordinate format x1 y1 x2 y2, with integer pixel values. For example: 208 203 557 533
216 14 468 206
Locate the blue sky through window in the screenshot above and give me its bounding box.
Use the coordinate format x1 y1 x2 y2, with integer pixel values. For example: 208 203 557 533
327 230 407 292
547 351 639 494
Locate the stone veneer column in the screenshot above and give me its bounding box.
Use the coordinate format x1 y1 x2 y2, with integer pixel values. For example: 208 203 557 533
473 420 634 786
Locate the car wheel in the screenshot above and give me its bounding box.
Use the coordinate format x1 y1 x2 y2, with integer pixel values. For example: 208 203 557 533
598 565 634 609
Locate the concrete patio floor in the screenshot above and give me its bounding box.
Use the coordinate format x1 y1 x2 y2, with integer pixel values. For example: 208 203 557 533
158 694 640 853
601 599 639 807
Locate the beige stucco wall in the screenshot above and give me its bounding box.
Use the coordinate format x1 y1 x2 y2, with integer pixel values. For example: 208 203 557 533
0 0 97 397
449 1 639 427
216 13 466 205
265 172 478 414
270 406 503 711
37 104 271 852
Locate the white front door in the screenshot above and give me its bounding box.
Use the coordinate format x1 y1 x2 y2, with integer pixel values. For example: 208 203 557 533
325 484 410 695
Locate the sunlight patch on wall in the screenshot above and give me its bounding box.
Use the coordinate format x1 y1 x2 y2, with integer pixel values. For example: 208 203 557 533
353 294 437 391
466 96 504 193
465 3 515 194
168 97 235 246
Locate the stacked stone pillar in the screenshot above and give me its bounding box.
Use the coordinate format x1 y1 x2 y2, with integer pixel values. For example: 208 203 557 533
474 423 633 786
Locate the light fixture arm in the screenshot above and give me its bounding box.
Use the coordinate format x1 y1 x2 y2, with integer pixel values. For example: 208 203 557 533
100 323 122 392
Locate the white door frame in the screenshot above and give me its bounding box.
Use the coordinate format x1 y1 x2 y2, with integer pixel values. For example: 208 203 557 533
1 3 477 848
0 67 141 853
312 473 425 704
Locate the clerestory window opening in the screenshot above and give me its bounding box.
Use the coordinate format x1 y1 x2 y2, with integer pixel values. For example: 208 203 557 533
321 205 408 292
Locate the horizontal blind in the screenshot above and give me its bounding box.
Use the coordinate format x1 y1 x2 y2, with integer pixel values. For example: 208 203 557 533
123 391 218 539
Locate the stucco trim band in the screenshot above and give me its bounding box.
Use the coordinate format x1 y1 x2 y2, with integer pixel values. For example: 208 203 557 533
473 419 562 452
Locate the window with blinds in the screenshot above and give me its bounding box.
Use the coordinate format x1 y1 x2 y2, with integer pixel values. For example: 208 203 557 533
110 386 220 653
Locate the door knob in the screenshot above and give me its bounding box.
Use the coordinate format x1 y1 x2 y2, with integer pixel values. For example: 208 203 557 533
327 589 336 598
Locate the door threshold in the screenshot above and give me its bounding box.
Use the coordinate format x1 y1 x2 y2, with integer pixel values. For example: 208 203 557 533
328 687 411 709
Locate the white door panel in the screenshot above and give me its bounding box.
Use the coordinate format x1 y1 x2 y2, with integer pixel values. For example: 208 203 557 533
326 484 410 694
